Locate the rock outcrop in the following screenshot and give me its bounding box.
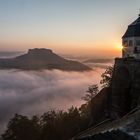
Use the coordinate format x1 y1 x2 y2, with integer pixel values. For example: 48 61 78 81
76 130 137 140
90 58 140 120
111 58 140 118
90 88 111 125
0 48 91 71
71 58 140 140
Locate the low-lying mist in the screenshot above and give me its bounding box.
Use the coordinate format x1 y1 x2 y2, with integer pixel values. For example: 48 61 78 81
0 68 105 133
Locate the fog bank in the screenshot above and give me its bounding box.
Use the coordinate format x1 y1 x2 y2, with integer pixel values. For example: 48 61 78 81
0 68 104 133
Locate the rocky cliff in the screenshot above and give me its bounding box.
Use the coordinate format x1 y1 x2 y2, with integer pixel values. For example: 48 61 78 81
111 58 140 118
90 58 140 120
72 58 140 140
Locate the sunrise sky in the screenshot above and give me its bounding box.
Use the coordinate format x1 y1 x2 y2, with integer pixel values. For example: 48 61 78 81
0 0 140 57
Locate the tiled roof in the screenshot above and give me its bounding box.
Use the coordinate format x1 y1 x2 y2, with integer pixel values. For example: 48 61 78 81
122 16 140 38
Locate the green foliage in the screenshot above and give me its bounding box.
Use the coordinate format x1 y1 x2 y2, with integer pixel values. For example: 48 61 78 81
2 108 89 140
41 107 82 140
80 84 100 128
2 67 113 140
2 114 41 140
100 66 113 88
82 84 99 102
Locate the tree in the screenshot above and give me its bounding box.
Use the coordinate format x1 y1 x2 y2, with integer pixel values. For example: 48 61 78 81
2 114 40 140
41 108 81 140
80 84 99 128
82 84 99 102
100 66 113 88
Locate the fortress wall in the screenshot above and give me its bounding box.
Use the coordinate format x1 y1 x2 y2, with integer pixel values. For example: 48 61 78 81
111 58 140 118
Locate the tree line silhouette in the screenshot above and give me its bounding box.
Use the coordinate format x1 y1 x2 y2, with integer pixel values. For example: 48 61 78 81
2 66 113 140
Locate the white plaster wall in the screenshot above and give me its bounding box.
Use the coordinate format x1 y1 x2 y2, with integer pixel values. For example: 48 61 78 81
122 37 140 59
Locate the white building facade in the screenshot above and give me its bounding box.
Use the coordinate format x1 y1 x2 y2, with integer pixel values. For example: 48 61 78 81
122 15 140 59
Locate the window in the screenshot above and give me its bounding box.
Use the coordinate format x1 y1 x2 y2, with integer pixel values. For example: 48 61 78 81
123 40 128 47
136 40 140 46
129 40 133 47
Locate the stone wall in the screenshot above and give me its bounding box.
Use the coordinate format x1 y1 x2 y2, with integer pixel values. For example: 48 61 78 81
111 58 140 118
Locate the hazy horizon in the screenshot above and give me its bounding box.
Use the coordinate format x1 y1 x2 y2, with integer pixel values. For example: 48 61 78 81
0 0 140 137
0 65 110 133
0 49 116 60
0 0 140 58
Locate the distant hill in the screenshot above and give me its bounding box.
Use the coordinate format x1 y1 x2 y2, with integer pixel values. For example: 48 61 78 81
0 48 91 71
83 58 113 64
0 51 24 58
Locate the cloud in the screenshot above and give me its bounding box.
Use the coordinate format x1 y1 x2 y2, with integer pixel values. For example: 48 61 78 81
0 68 104 133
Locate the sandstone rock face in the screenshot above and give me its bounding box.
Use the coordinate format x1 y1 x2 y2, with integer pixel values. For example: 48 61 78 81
78 130 137 140
111 58 140 118
72 58 140 140
89 58 140 123
90 88 111 125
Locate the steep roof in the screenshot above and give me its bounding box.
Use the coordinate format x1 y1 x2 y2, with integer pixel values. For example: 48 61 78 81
122 15 140 38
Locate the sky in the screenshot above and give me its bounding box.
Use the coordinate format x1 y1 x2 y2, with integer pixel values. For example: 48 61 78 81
0 0 140 57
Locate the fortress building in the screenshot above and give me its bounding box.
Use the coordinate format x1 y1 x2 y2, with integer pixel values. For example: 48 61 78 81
71 14 140 140
110 14 140 118
122 14 140 59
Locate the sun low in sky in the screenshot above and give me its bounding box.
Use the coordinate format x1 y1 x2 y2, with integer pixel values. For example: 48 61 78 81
0 0 140 58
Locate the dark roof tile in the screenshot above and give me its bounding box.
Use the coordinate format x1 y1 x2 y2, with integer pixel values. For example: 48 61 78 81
122 17 140 38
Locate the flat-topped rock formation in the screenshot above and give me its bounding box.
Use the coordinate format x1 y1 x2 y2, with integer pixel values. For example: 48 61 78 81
0 48 91 71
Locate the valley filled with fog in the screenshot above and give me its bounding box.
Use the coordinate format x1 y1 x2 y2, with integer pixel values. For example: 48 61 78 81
0 52 113 133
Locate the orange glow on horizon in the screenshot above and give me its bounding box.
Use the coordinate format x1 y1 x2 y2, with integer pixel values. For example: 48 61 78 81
115 43 123 51
0 39 122 58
